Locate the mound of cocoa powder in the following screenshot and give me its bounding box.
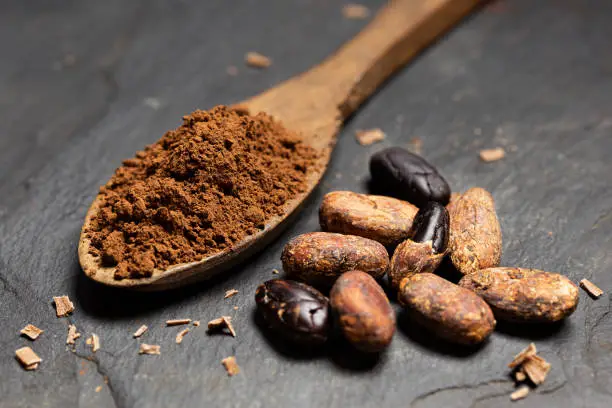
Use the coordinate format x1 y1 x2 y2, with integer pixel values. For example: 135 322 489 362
87 106 320 280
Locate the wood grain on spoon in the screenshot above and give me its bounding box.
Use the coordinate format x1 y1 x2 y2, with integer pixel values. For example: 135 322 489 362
79 0 483 290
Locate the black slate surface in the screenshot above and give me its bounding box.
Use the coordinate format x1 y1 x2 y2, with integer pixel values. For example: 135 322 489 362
1 1 611 407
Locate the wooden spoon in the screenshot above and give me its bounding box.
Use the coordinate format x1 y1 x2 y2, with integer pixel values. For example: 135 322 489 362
79 0 483 290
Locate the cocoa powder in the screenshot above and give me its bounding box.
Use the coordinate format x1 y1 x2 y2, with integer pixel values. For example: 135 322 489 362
87 106 319 279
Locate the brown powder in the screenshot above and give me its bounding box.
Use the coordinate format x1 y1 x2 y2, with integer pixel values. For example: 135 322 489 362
87 106 319 279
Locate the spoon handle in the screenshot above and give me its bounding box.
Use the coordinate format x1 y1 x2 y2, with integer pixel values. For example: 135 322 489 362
308 0 483 118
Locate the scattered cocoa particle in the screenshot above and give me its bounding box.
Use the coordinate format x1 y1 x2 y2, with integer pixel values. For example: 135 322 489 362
53 295 74 317
245 52 271 68
20 324 43 340
342 4 370 19
166 319 191 326
479 147 505 162
15 347 41 370
226 65 238 76
355 128 385 146
407 137 423 154
87 106 319 280
67 325 81 345
95 385 102 393
508 343 537 368
580 278 604 299
139 344 161 355
87 334 100 352
175 328 190 344
272 269 280 274
133 325 148 338
224 289 239 299
221 356 240 376
193 321 200 327
510 385 530 401
522 355 551 385
514 371 526 382
207 316 236 337
233 306 239 310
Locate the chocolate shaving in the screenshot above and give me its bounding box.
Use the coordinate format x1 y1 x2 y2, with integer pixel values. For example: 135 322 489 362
224 289 239 299
139 344 161 355
15 347 42 370
20 324 43 340
53 295 74 317
221 356 240 376
522 355 551 385
245 52 271 68
166 319 191 326
355 129 385 146
207 316 236 337
510 385 530 401
508 343 537 368
175 328 190 344
67 325 81 345
133 325 148 338
580 278 604 299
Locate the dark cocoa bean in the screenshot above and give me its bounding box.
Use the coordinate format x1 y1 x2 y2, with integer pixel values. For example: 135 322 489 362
330 270 395 352
255 279 330 345
410 201 449 254
369 147 450 207
398 273 496 345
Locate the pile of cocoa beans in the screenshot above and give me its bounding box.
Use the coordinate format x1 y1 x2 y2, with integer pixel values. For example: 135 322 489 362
255 147 579 351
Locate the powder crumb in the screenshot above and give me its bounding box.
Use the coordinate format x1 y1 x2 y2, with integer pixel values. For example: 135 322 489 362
166 319 191 326
15 347 42 370
139 344 161 355
87 334 100 353
226 65 238 76
355 128 385 146
510 385 530 401
222 356 240 376
508 343 537 368
67 325 81 345
479 147 506 162
342 4 370 19
95 385 102 393
133 325 148 338
245 52 271 69
272 269 280 274
87 106 319 280
580 278 604 299
193 321 200 327
53 295 74 317
20 324 44 340
208 316 236 337
224 289 239 299
176 328 190 344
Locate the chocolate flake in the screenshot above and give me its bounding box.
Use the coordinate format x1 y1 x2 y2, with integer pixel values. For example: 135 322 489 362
355 128 385 146
510 385 530 401
53 295 74 317
508 343 537 368
221 356 240 376
245 52 271 69
479 147 506 162
67 325 81 345
224 289 239 299
133 325 148 338
522 355 551 385
139 344 161 355
20 324 44 340
15 347 42 370
580 278 604 299
166 319 191 326
176 328 190 344
342 4 370 19
207 316 236 337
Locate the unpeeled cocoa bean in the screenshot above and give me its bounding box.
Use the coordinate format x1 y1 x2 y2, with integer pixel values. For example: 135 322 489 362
398 273 496 345
281 232 389 288
389 202 449 289
255 279 330 345
458 267 579 323
319 191 418 247
330 270 395 352
448 187 502 275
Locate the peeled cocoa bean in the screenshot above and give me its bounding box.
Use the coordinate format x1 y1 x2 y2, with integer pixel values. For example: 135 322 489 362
330 270 395 352
281 232 389 288
448 187 502 275
398 273 496 345
458 267 579 323
319 191 418 247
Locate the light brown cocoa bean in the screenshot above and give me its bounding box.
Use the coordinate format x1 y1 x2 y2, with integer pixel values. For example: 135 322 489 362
398 273 495 345
319 191 418 247
458 267 579 323
448 187 502 275
281 232 389 288
389 240 444 289
330 270 395 352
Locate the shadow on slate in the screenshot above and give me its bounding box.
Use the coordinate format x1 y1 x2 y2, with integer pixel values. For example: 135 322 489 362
494 319 568 341
396 309 486 358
